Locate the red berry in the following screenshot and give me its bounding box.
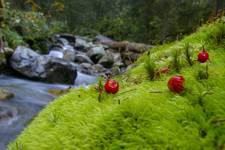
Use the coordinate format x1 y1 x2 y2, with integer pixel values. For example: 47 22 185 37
104 79 119 94
168 75 185 93
198 49 209 63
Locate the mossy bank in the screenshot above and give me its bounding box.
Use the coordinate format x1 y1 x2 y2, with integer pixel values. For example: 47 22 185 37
8 18 225 150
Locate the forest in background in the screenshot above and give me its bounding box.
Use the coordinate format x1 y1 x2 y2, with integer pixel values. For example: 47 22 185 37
6 0 225 44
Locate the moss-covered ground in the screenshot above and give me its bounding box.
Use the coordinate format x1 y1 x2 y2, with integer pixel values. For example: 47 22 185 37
8 18 225 150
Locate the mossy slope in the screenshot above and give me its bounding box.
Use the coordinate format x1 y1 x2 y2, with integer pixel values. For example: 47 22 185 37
8 18 225 150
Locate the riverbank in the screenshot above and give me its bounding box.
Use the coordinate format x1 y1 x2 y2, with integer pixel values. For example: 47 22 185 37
0 75 68 150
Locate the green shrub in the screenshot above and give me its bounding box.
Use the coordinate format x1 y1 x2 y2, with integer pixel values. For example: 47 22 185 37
2 2 67 51
0 26 24 48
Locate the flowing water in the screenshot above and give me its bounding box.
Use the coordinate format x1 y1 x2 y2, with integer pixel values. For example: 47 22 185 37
0 73 97 150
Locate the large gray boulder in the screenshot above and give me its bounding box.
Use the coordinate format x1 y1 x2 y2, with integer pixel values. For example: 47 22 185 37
87 46 106 63
98 51 114 68
75 52 94 64
78 63 106 76
75 36 94 52
10 46 77 84
58 33 76 44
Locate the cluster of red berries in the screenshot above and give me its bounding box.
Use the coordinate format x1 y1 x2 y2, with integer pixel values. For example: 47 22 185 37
168 47 209 93
101 47 209 95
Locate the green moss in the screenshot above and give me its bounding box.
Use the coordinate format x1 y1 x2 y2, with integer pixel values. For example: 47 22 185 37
8 18 225 150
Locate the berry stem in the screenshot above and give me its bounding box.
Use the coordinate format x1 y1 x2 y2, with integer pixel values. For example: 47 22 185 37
98 90 103 102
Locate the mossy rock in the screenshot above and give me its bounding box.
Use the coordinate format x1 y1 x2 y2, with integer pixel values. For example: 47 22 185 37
48 88 71 97
0 88 14 100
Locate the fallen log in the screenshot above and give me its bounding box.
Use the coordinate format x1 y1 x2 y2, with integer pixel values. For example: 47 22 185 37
101 41 154 53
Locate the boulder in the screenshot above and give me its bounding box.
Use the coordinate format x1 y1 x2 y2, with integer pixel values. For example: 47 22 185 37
49 50 64 59
78 63 106 75
75 53 94 64
10 46 77 84
58 33 76 44
87 46 106 63
63 50 76 62
63 45 75 52
91 64 106 74
0 88 14 100
80 63 92 69
75 38 88 48
75 37 94 52
49 48 76 62
79 63 93 75
113 53 123 67
54 37 69 47
94 34 114 43
111 66 121 75
98 51 114 68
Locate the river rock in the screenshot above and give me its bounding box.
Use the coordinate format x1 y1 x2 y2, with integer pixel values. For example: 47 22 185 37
49 50 64 59
113 53 123 67
75 53 94 64
55 37 70 46
10 46 77 84
91 64 106 74
75 38 88 48
75 37 94 52
87 46 106 63
58 33 76 44
48 88 70 96
94 34 114 43
78 63 93 75
98 51 114 68
49 48 76 62
63 50 76 61
111 66 121 75
78 63 106 75
0 88 14 100
80 62 92 69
